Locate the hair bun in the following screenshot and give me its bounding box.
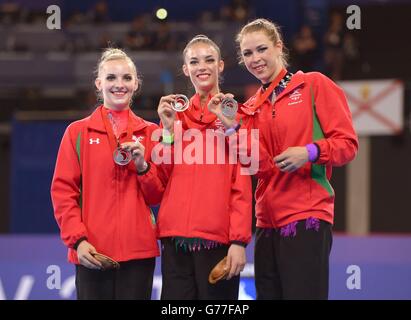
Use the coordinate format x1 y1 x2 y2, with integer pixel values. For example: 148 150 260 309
192 34 209 40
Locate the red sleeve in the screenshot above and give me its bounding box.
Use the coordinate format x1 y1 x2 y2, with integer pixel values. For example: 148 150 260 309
157 119 176 179
50 123 87 249
137 162 166 206
309 72 359 166
228 163 252 244
137 124 173 205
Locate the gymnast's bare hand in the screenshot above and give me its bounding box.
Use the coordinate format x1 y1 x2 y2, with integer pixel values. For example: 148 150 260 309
274 146 309 173
77 240 102 270
121 140 147 172
225 244 246 280
158 94 177 133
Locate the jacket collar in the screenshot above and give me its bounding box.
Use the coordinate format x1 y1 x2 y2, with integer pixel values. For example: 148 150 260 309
275 70 305 101
87 105 149 133
240 71 306 115
186 93 216 124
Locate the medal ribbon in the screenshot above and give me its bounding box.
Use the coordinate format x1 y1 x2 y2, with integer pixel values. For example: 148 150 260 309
101 107 134 159
249 68 287 113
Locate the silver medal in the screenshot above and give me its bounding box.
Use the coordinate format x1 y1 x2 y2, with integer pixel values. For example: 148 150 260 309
221 97 238 119
171 94 189 112
113 147 132 166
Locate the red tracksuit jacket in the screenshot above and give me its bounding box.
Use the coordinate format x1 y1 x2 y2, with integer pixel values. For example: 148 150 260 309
145 94 252 245
242 71 358 228
51 105 161 264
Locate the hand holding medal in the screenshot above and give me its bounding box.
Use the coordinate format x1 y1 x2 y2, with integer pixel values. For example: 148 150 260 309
171 94 189 112
120 140 147 171
157 94 178 133
207 93 238 119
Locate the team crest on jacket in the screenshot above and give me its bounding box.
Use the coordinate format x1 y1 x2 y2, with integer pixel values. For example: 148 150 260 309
288 89 303 105
132 135 144 143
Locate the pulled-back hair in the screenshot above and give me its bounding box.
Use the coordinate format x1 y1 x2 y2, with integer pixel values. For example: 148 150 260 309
94 47 142 101
236 18 289 67
183 34 222 61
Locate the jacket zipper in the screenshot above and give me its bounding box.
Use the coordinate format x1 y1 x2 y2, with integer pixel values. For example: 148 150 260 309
200 100 205 121
200 107 204 121
116 135 123 258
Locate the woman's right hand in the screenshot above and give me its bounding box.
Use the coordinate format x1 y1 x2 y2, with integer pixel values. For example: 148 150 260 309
157 94 177 133
77 240 103 270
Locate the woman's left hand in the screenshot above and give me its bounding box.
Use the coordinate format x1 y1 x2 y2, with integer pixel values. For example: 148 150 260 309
225 244 246 280
274 146 309 173
121 140 147 172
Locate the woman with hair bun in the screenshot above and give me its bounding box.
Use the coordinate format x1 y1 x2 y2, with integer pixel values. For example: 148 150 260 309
51 48 161 299
155 35 252 300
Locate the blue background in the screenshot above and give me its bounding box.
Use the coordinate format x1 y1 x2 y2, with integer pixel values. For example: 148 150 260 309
1 235 410 300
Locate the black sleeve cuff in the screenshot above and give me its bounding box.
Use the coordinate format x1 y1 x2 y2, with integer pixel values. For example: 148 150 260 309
73 237 87 250
137 162 151 176
313 143 321 162
230 241 248 248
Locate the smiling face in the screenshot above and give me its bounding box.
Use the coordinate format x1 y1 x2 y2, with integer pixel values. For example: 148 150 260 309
95 59 139 110
240 31 284 84
182 42 224 96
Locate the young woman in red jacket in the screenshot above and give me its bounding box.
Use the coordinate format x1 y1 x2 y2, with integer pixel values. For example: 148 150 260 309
235 19 359 299
153 35 252 299
51 48 162 299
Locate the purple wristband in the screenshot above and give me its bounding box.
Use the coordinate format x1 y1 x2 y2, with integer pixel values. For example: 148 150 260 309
306 143 319 162
224 122 240 136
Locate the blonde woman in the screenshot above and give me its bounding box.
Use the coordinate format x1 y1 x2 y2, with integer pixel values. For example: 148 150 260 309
51 48 161 299
236 19 358 299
